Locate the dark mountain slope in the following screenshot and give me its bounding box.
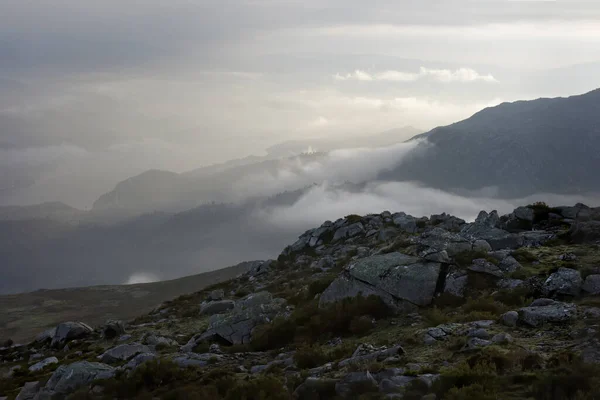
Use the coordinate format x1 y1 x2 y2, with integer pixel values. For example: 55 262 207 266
385 89 600 196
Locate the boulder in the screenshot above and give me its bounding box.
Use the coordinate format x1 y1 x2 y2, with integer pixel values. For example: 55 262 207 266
461 213 523 250
468 259 504 278
417 228 472 257
16 381 40 400
514 207 535 222
144 334 178 347
333 223 365 242
543 268 582 297
583 275 600 295
34 361 114 399
200 300 235 315
319 253 442 308
195 292 287 345
207 289 225 301
444 270 468 297
29 357 58 372
100 343 152 364
335 372 378 398
123 353 157 371
173 352 225 368
293 377 338 399
500 311 519 327
102 320 125 340
51 322 93 348
34 328 56 344
518 300 576 327
392 213 418 233
569 221 600 244
338 345 405 367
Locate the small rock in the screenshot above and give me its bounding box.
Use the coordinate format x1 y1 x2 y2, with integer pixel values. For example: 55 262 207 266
15 381 40 400
500 311 519 327
519 300 576 327
462 338 492 351
583 275 600 295
102 320 126 340
467 328 490 339
468 259 504 278
207 289 225 301
200 300 236 316
491 333 513 344
29 357 59 372
100 343 152 364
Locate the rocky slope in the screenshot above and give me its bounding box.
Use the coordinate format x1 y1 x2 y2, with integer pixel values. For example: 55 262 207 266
2 202 600 399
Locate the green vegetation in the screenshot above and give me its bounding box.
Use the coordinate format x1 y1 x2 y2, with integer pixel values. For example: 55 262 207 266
250 295 393 351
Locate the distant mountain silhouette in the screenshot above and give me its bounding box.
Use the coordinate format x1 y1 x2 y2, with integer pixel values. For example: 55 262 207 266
383 89 600 197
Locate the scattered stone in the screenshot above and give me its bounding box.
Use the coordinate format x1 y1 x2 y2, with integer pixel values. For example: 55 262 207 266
338 345 404 367
583 275 600 295
29 357 59 372
468 259 504 278
35 362 115 399
519 300 576 327
207 289 225 301
462 337 492 351
16 381 40 400
102 320 125 340
467 328 490 339
123 353 157 371
543 268 582 297
50 322 93 348
492 333 513 344
200 300 235 315
100 343 152 364
500 311 519 327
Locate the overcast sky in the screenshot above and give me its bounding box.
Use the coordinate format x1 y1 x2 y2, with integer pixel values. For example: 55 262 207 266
1 0 600 207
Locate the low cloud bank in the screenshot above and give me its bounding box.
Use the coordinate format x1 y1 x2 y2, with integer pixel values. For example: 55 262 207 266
260 181 600 232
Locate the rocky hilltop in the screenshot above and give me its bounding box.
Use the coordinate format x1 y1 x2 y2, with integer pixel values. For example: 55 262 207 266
2 202 600 399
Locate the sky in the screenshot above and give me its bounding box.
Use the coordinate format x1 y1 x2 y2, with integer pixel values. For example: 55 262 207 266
1 0 600 208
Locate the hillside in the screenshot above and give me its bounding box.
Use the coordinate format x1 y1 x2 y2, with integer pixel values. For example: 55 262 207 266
2 202 600 399
0 262 253 343
384 88 600 197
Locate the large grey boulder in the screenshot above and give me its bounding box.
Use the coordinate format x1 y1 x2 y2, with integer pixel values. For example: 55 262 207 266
100 343 152 364
29 357 58 372
461 211 523 250
468 259 504 278
583 275 600 295
514 207 535 222
569 221 600 244
392 213 418 233
123 353 157 371
333 223 365 242
518 300 576 327
102 320 125 340
444 270 468 297
34 361 114 399
417 228 472 258
543 268 582 297
16 381 40 400
335 372 378 398
51 322 93 348
320 252 442 308
200 300 235 316
207 289 225 301
194 292 287 345
34 328 56 344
